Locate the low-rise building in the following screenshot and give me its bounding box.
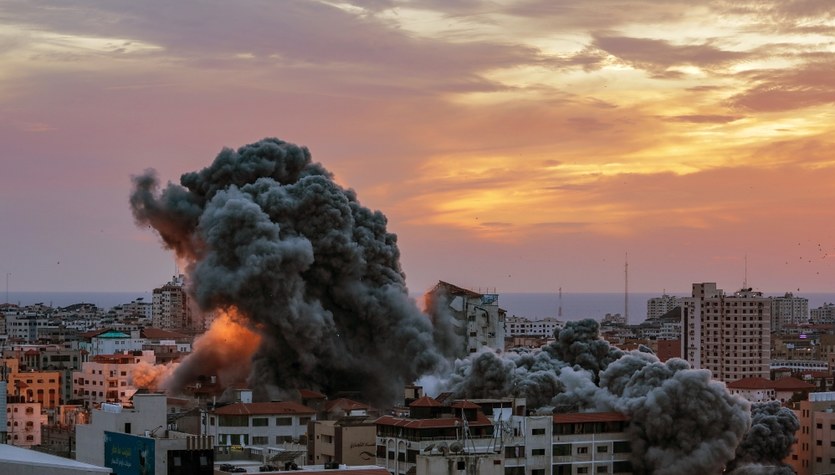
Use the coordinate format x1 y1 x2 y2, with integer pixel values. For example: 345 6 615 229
71 350 155 408
205 401 316 448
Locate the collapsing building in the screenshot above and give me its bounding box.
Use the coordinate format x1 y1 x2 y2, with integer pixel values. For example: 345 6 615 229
425 281 506 357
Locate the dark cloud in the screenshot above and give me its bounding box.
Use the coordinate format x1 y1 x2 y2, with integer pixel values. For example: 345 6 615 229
592 35 748 72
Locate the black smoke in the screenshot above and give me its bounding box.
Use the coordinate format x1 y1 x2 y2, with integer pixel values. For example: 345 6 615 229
442 319 753 474
131 138 448 406
726 401 800 474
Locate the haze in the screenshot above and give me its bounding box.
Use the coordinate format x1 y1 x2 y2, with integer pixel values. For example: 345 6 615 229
2 1 834 293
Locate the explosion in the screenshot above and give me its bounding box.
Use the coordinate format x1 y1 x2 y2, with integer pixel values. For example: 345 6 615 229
130 138 449 406
130 137 798 472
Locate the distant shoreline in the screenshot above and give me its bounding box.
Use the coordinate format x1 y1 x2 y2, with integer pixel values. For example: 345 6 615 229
6 290 835 325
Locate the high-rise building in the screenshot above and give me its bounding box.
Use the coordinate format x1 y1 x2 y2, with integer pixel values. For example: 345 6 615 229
771 292 809 332
811 303 835 325
646 294 682 320
152 275 193 330
681 283 771 383
424 281 505 357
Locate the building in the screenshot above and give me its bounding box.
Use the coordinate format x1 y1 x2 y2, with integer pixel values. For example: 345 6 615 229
424 281 505 357
375 396 498 475
152 275 193 330
771 293 809 332
2 344 88 405
811 303 835 325
5 400 47 448
646 294 682 320
307 398 377 466
681 283 771 383
504 316 563 338
550 412 632 475
76 393 213 475
71 350 156 408
205 400 316 448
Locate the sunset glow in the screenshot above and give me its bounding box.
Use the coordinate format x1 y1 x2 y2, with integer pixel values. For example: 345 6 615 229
2 1 835 293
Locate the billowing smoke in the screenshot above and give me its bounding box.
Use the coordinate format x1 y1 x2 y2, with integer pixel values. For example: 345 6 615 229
130 138 448 406
726 401 800 474
442 319 753 474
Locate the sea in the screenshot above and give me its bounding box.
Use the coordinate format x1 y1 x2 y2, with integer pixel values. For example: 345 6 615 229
6 291 835 324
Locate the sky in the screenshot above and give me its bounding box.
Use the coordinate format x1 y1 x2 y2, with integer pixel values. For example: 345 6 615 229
2 0 835 295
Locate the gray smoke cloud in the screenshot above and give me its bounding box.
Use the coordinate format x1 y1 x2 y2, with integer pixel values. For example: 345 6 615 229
443 319 753 474
130 138 449 406
727 401 800 474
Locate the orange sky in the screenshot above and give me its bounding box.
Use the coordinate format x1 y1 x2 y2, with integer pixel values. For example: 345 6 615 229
1 1 835 293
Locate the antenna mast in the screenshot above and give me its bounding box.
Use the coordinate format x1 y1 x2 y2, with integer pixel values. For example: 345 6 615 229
743 254 748 289
558 287 562 319
624 252 629 325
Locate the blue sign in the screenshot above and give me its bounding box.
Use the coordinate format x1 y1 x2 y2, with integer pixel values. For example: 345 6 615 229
104 431 155 475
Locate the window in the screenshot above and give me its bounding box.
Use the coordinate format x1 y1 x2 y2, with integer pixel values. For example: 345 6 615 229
276 417 292 426
613 441 630 453
578 468 589 474
252 436 268 445
577 447 589 454
252 418 268 427
597 445 608 453
531 428 546 435
531 448 545 456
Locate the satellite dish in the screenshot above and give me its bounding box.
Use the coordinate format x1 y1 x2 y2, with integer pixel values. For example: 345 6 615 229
449 441 463 453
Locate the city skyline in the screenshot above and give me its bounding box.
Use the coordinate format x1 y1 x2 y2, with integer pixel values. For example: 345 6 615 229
3 1 835 293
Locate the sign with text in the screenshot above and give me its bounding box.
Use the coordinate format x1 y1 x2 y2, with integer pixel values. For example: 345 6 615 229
104 431 156 475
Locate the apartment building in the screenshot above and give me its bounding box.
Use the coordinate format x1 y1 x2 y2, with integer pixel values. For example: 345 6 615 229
205 401 316 448
682 283 771 383
71 350 155 407
790 392 835 475
152 275 193 330
425 281 506 356
505 316 563 338
5 400 47 448
771 293 809 332
647 294 682 320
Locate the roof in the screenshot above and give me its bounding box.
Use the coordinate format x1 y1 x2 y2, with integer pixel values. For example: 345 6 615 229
141 327 190 340
771 377 815 391
429 281 483 298
259 466 388 475
727 377 815 391
449 400 481 409
376 414 493 429
212 401 316 416
324 398 369 412
553 412 629 424
0 443 111 472
726 377 774 390
298 389 327 400
409 396 443 408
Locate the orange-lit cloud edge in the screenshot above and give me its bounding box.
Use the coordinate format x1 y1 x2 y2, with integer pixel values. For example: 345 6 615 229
2 1 835 293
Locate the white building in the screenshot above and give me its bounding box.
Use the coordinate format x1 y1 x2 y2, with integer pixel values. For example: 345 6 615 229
505 316 563 338
682 283 771 383
811 303 835 325
71 351 155 408
647 294 682 320
771 293 809 332
206 400 316 447
4 312 56 342
76 393 213 474
88 330 147 356
425 281 505 356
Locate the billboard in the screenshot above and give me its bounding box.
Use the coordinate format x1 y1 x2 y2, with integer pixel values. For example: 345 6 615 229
104 431 155 475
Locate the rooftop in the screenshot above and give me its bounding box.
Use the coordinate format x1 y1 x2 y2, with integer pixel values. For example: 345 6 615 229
212 401 316 416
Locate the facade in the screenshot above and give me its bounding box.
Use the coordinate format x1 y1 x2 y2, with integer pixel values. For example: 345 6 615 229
152 275 193 330
5 401 47 448
4 311 55 342
504 316 563 338
88 330 146 356
205 401 316 448
549 412 632 475
646 294 682 320
425 281 506 357
811 303 835 325
681 283 771 383
76 393 213 474
71 350 155 408
790 392 835 475
771 293 809 332
2 344 88 405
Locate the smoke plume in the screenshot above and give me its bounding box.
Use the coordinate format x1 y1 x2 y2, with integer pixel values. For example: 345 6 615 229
726 401 800 474
131 138 447 406
443 319 753 474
